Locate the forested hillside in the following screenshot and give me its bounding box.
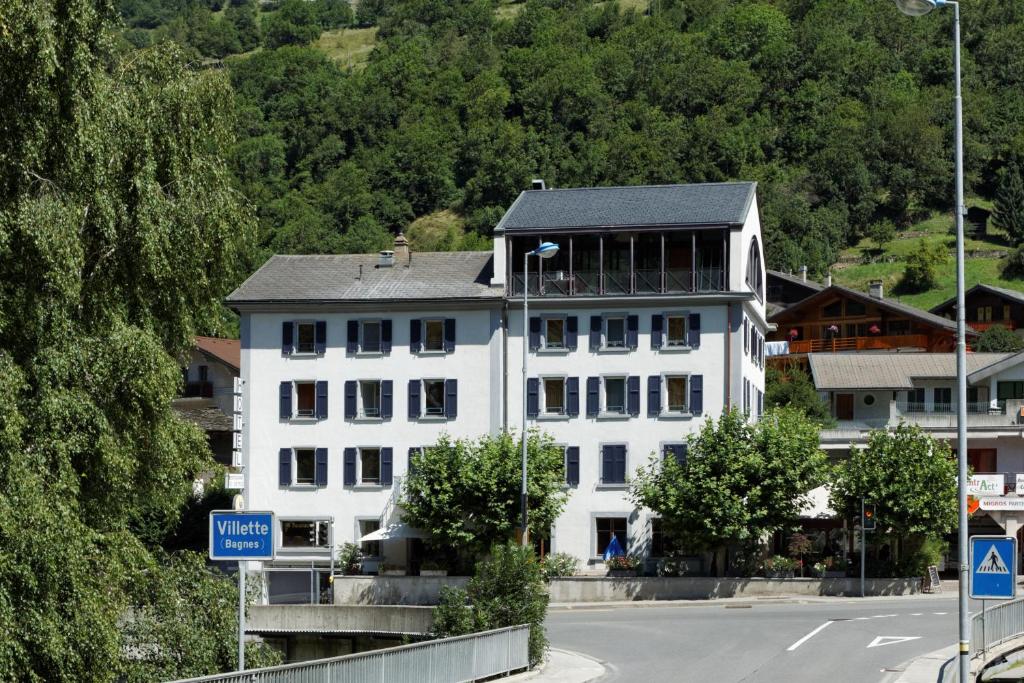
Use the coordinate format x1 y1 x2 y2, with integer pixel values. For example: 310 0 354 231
118 0 1024 278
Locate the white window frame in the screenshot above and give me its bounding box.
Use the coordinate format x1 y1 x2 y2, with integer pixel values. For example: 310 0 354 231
541 375 568 416
662 373 690 416
602 375 628 416
357 517 382 559
541 315 568 352
293 380 317 419
422 378 447 417
591 513 629 560
422 319 445 353
359 319 383 355
664 313 689 348
279 518 332 552
358 379 382 419
293 447 317 486
294 321 317 355
358 446 382 485
603 315 627 350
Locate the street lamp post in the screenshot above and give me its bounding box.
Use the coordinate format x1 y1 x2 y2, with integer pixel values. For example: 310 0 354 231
521 242 559 547
893 1 969 680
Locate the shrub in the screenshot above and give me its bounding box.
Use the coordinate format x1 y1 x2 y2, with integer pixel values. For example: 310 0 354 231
1002 245 1024 279
431 586 478 638
900 240 947 292
605 555 641 571
763 555 798 574
896 535 948 578
976 325 1024 352
337 542 362 574
540 553 579 579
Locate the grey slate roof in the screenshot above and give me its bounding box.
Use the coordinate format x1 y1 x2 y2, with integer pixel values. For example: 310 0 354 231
226 252 498 304
172 399 234 432
766 269 825 292
808 352 1014 391
495 182 757 232
929 283 1024 314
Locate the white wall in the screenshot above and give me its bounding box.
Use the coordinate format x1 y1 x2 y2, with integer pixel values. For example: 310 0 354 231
186 349 236 415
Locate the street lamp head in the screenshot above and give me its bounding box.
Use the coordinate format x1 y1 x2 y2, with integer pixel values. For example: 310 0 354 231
894 0 945 16
531 242 560 259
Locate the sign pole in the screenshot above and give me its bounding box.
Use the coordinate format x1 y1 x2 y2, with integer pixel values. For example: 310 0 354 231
238 560 246 671
860 498 866 599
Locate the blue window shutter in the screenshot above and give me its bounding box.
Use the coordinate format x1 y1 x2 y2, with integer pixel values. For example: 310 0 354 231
347 320 359 353
343 448 356 486
344 380 357 419
381 319 392 353
586 377 600 417
566 447 580 486
743 318 749 354
410 319 422 352
444 379 458 419
279 382 291 419
279 448 291 486
617 445 627 483
647 376 661 417
651 314 663 349
665 443 688 467
566 377 579 416
282 322 293 355
601 445 612 484
690 374 703 415
589 316 601 351
527 378 539 418
381 380 393 419
529 317 541 351
315 447 328 486
627 315 639 350
407 447 419 477
566 316 578 351
381 448 393 486
315 321 327 354
444 318 456 353
408 379 421 419
315 380 328 419
689 313 701 348
627 375 640 416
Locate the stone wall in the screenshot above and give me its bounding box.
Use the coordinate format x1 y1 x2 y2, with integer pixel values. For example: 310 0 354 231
332 575 470 606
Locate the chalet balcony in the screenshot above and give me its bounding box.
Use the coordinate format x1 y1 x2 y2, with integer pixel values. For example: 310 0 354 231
786 333 929 354
182 381 214 398
970 321 1016 332
510 267 725 298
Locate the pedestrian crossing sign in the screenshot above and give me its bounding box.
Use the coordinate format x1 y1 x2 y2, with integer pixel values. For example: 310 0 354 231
970 535 1016 600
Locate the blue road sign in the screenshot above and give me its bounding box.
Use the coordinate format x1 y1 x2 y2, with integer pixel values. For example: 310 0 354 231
209 510 276 561
970 535 1016 600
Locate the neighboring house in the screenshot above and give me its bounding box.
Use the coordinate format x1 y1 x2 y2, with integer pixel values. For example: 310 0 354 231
766 268 824 316
174 336 239 466
930 283 1024 336
766 281 974 359
226 182 767 599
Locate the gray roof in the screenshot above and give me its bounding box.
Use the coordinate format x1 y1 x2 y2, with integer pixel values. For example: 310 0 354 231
226 252 499 304
766 269 825 292
495 182 757 232
808 352 1014 391
930 283 1024 314
172 399 234 432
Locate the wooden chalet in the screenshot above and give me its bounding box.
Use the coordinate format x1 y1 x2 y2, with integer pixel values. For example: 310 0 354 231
930 283 1024 334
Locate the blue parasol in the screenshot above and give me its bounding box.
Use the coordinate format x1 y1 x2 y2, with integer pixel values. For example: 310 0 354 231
603 533 625 561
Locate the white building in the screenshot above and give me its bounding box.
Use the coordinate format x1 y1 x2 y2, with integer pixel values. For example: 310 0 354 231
226 182 767 597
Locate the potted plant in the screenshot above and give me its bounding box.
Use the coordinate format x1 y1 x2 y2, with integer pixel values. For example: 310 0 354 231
763 555 798 579
787 533 813 577
380 563 407 576
540 553 580 580
606 554 641 577
419 559 448 577
824 556 849 578
337 542 363 575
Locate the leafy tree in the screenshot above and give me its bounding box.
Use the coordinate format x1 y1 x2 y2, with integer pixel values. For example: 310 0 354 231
263 0 322 48
976 325 1024 353
226 3 261 52
995 162 1024 246
630 409 826 574
899 240 948 293
355 0 386 26
867 219 897 253
432 543 549 668
765 363 834 427
338 215 393 254
402 432 570 569
317 0 353 29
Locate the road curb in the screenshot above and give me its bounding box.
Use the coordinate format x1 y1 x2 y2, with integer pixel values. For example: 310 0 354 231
504 648 607 682
549 593 958 611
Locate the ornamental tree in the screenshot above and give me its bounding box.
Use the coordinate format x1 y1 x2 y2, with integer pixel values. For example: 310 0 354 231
402 431 569 569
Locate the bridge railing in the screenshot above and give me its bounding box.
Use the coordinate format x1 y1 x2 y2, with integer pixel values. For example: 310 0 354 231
166 624 530 683
971 597 1024 658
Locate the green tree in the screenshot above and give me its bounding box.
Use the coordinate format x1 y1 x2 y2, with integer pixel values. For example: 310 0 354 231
262 0 322 48
995 162 1024 246
867 219 897 253
900 240 948 293
317 0 353 29
355 0 386 26
765 363 834 426
338 215 392 254
402 432 570 569
432 543 549 668
630 409 826 574
976 325 1024 352
225 3 261 52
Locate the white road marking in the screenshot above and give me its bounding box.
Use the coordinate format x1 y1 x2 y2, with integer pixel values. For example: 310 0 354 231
854 617 870 621
787 621 834 651
933 612 948 615
911 613 923 616
867 636 922 649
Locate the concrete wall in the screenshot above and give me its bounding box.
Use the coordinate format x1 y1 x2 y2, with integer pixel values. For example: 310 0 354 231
332 576 470 606
546 576 923 601
248 604 435 635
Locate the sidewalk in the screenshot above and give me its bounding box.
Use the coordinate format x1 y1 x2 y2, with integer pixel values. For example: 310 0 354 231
549 590 956 611
506 648 606 682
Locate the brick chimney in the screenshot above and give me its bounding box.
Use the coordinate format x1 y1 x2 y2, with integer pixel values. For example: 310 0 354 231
394 232 410 265
869 279 884 300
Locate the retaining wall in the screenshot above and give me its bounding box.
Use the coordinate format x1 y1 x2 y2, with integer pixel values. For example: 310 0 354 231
248 604 434 635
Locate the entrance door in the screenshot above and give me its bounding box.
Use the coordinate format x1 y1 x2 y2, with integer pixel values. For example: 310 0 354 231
835 394 854 420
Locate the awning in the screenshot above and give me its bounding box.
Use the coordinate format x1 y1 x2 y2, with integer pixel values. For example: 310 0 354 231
799 484 836 519
358 523 431 542
765 341 790 357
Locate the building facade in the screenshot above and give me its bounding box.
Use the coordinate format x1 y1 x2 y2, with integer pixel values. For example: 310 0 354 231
174 336 240 466
227 183 767 595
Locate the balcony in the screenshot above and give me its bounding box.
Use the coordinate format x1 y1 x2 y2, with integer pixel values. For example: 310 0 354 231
510 267 724 298
970 321 1016 332
183 381 214 398
787 334 929 354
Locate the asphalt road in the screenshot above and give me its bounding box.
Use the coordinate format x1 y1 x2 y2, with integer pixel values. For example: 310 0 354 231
547 596 974 682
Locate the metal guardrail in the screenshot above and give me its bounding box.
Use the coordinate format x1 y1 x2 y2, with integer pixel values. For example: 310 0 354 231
166 625 530 683
971 597 1024 659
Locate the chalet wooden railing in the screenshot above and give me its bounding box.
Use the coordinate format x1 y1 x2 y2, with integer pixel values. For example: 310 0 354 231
787 333 930 354
971 321 1016 332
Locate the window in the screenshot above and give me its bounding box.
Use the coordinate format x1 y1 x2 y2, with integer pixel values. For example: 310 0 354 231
906 388 925 411
845 300 866 316
360 320 381 353
424 320 444 351
601 444 627 484
198 365 209 381
650 518 666 558
822 301 842 318
605 317 626 348
604 377 626 414
666 376 688 413
294 448 316 485
423 379 445 415
545 318 565 349
296 322 316 353
281 520 330 549
978 306 993 322
360 380 381 418
666 315 687 347
596 517 627 557
934 387 952 411
360 448 381 484
746 239 763 301
360 519 381 558
295 382 316 417
887 320 911 335
544 377 565 414
997 381 1024 402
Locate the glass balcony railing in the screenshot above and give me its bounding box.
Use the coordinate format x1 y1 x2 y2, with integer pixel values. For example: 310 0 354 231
510 267 725 297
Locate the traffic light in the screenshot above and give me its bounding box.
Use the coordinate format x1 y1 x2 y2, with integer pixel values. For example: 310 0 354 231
863 504 876 531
